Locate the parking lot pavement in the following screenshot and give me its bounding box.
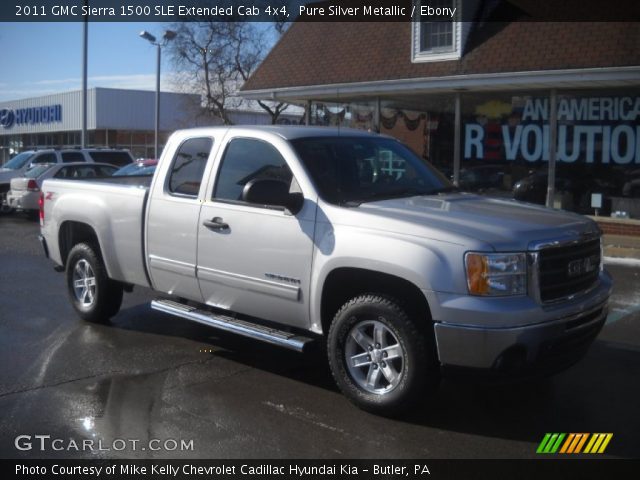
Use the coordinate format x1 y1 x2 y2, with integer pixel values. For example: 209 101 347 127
1 214 639 459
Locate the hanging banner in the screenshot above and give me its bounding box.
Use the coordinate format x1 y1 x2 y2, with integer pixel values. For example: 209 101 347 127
464 96 640 165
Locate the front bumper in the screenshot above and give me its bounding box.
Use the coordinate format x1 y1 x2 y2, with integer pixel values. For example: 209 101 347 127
429 271 612 372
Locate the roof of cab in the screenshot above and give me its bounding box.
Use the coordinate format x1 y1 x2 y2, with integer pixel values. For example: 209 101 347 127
170 125 379 141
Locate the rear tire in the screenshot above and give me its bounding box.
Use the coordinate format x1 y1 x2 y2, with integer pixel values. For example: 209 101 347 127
66 242 123 323
327 294 440 415
0 194 13 215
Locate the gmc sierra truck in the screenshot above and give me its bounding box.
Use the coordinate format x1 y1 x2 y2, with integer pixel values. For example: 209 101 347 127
39 126 612 414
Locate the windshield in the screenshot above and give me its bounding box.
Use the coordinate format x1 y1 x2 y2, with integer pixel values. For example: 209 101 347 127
290 136 453 206
2 152 34 170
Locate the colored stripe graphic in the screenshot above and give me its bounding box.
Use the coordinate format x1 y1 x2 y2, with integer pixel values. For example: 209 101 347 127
550 433 565 453
598 434 613 453
559 433 575 454
574 433 589 453
538 433 613 454
537 433 552 453
584 433 614 454
537 433 565 453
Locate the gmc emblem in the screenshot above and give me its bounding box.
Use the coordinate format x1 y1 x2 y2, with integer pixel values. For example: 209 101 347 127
567 255 598 277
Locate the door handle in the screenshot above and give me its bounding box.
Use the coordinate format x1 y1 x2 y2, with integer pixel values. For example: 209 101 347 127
202 217 229 231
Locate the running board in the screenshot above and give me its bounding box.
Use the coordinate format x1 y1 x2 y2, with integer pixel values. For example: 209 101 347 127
150 299 314 352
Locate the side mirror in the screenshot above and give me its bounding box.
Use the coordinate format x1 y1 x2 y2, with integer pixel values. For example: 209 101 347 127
242 178 304 215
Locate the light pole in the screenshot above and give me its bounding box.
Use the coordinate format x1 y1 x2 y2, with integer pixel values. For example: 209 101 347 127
139 30 176 159
81 1 88 148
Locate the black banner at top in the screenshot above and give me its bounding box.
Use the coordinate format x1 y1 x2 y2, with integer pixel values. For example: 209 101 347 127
3 0 640 23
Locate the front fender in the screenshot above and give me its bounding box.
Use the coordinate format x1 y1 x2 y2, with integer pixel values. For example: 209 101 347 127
309 222 468 333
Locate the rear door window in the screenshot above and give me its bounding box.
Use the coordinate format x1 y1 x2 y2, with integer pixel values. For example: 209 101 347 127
54 167 73 178
31 153 57 165
167 137 214 197
88 151 133 167
61 151 86 163
94 165 118 176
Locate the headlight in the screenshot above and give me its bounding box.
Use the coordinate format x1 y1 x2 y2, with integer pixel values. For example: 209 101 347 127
465 252 527 296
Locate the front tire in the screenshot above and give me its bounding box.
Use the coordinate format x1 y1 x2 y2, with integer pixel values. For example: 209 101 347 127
66 242 123 323
327 294 439 415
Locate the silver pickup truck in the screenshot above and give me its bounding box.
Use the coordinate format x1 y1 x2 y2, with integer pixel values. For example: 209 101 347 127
39 126 612 414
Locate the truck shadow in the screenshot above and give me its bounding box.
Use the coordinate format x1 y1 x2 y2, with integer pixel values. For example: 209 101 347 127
407 339 640 458
110 301 337 389
110 302 640 458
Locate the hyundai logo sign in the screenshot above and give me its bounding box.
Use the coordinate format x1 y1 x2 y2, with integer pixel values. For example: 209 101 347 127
0 109 15 129
0 104 62 129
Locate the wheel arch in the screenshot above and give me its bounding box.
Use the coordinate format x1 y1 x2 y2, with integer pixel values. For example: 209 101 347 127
320 267 433 337
59 221 102 267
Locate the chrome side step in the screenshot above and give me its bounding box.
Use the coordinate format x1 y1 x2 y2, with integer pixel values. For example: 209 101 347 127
150 299 314 352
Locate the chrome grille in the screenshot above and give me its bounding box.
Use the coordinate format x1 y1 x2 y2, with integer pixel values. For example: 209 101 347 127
538 237 601 303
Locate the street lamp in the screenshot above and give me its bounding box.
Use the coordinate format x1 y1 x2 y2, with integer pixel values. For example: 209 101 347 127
139 30 177 159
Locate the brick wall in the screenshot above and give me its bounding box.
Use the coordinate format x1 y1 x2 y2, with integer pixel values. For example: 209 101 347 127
593 219 640 237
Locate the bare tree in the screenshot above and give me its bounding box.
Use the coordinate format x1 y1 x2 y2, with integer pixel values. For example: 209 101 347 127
167 22 290 125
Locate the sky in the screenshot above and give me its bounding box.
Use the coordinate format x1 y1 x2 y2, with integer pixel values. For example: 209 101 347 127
0 22 275 103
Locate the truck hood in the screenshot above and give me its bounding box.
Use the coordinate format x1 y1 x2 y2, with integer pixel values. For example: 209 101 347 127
346 193 599 251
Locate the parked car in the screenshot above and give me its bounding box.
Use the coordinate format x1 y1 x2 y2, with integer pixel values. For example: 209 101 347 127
39 126 611 414
7 162 118 212
513 170 615 213
458 164 506 192
1 148 133 212
113 158 158 176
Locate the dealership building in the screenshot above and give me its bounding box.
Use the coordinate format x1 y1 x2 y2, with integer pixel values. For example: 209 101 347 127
0 87 302 163
0 88 204 163
241 4 640 225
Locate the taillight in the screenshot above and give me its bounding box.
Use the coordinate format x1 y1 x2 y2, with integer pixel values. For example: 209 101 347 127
39 191 44 226
27 179 39 192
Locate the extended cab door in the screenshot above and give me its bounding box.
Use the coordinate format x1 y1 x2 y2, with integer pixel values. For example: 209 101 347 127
146 136 216 301
196 135 316 329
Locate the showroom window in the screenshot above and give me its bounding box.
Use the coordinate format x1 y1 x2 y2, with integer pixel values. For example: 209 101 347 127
461 88 640 217
308 97 455 178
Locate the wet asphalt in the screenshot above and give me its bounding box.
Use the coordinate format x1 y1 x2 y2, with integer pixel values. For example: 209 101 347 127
0 213 639 459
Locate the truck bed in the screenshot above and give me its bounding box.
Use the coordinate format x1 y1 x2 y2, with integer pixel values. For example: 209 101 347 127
41 177 152 288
